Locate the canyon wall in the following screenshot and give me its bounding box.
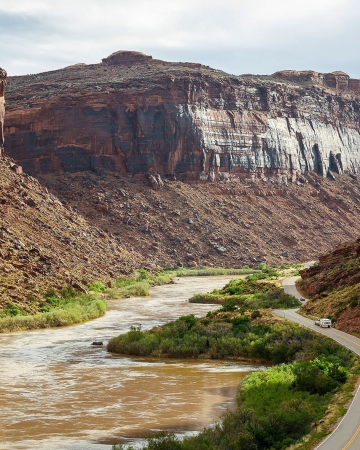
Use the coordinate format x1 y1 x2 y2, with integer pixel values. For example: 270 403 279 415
0 68 6 156
4 52 360 181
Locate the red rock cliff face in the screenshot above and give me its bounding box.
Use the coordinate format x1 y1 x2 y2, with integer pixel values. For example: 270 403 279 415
0 68 6 156
4 52 360 181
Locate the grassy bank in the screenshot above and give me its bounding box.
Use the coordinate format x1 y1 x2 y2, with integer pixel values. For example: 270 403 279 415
0 265 256 333
107 309 349 363
0 269 169 332
97 269 176 299
0 287 107 333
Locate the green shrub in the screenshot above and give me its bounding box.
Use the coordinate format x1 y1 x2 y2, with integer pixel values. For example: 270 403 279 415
60 285 77 299
220 300 237 312
251 310 261 319
292 362 340 395
350 295 359 308
190 278 300 310
2 302 26 317
119 282 150 298
145 432 183 450
89 281 106 292
137 268 149 281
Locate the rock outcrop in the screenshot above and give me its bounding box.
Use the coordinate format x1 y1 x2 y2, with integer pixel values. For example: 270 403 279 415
102 50 153 65
4 52 360 182
300 238 360 336
0 69 142 310
272 70 360 93
0 68 6 155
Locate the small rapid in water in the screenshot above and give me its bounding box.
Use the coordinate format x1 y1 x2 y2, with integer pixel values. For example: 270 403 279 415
0 276 265 450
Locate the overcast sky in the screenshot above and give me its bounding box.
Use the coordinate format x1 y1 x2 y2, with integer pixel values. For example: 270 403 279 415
1 0 359 77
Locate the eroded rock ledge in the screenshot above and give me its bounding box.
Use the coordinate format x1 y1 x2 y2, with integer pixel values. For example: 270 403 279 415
4 52 360 182
273 70 360 92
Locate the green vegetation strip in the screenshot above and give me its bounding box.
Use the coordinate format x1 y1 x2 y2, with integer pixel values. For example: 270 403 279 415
0 266 256 332
109 272 358 450
110 312 357 450
0 290 107 333
0 269 163 332
189 268 301 310
173 267 256 277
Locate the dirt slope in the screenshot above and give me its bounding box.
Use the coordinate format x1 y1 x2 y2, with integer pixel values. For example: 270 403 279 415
0 156 142 313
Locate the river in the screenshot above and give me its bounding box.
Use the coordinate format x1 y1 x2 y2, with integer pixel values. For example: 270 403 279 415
0 276 265 450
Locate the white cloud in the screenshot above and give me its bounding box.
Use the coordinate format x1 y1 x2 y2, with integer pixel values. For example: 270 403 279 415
0 0 359 76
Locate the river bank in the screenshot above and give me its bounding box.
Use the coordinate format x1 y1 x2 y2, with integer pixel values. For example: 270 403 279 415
108 275 359 450
0 267 254 333
0 275 262 450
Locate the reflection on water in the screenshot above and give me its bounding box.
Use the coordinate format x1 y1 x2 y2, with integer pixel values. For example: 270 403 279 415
0 276 264 450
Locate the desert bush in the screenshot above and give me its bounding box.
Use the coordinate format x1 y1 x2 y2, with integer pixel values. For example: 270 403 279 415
89 281 106 292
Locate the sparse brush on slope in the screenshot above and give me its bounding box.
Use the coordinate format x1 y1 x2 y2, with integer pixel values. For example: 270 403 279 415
299 237 360 335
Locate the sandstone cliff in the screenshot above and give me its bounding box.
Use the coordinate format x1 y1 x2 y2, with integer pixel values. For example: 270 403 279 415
4 51 360 181
0 68 6 156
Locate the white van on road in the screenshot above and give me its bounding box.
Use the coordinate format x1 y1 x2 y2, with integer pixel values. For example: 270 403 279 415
315 318 332 328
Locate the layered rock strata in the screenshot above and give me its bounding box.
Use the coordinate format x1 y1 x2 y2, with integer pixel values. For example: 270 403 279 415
0 68 6 155
4 52 360 181
273 70 360 93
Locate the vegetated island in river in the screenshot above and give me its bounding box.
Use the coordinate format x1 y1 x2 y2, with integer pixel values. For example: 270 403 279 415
108 269 359 450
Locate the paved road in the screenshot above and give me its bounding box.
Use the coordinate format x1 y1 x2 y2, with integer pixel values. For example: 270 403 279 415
277 277 360 450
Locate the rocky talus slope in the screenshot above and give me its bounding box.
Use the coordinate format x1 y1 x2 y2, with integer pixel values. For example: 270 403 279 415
4 51 360 182
299 238 360 335
37 168 360 268
0 156 141 312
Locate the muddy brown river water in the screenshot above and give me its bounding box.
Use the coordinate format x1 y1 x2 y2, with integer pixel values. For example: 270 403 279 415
0 276 265 450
